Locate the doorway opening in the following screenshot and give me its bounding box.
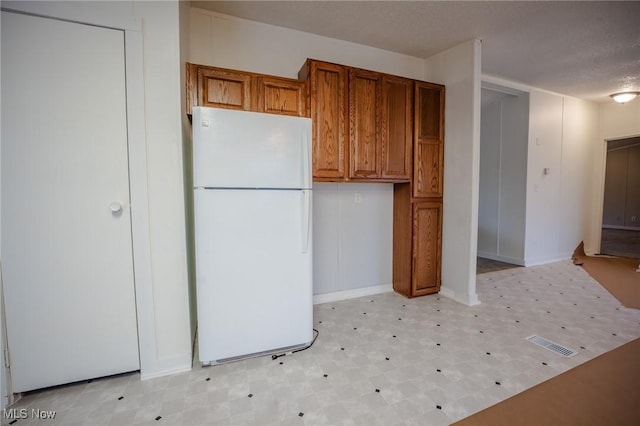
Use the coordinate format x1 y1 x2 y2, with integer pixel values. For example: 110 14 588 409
601 136 640 259
477 82 529 273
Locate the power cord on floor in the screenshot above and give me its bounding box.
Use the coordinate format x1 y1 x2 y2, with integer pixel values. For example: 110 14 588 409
271 328 319 360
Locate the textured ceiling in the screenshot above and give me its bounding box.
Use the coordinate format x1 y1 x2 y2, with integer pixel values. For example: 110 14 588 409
191 1 640 103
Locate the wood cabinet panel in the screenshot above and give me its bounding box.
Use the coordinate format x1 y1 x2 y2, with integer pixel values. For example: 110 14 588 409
417 86 443 140
257 77 306 116
349 69 381 179
382 76 413 180
414 142 444 197
392 183 413 297
412 201 442 296
414 82 445 198
198 66 253 111
303 60 348 180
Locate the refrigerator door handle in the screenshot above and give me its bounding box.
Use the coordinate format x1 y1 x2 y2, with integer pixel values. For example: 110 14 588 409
300 190 311 253
301 126 311 189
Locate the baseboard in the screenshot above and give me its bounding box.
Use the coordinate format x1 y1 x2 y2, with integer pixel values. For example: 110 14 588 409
313 284 393 305
140 361 192 381
524 254 572 267
439 286 481 306
477 251 525 266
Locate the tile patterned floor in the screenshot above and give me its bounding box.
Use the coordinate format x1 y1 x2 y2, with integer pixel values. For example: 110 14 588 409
5 260 640 426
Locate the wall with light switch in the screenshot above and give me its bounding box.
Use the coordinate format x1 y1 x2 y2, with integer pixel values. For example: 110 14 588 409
313 183 393 298
524 91 564 264
525 92 598 265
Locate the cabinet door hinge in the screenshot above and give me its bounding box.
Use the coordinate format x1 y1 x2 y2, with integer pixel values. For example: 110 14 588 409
4 349 9 368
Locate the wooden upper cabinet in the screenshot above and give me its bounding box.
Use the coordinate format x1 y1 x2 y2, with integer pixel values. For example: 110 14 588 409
300 60 348 180
413 81 445 198
186 63 307 117
349 71 413 181
381 75 413 180
349 69 382 179
187 64 253 111
299 59 414 182
257 77 307 116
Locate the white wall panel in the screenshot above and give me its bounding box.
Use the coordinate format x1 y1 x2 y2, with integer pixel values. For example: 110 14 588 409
312 183 393 295
499 94 528 261
424 39 482 306
190 8 425 80
560 97 599 254
599 101 640 141
337 184 393 292
525 91 564 264
478 100 501 255
132 1 192 377
312 183 340 294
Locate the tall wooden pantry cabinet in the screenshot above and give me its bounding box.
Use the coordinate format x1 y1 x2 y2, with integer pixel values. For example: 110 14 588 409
393 82 445 297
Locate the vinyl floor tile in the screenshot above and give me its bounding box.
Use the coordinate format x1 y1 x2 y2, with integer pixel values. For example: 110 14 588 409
5 261 640 425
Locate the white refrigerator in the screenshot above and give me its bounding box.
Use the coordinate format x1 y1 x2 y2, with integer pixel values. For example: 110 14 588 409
192 106 314 365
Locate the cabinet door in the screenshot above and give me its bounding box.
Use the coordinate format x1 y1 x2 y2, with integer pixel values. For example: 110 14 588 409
412 201 442 296
382 76 413 180
308 61 348 180
196 66 254 111
257 77 307 117
349 69 381 179
414 82 445 198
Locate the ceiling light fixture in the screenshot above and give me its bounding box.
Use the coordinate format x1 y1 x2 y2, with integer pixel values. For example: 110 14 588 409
610 91 639 104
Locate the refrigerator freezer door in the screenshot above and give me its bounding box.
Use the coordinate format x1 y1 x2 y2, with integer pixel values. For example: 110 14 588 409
194 188 313 363
193 107 312 190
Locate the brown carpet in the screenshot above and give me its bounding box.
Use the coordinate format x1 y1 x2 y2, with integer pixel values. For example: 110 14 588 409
572 241 640 309
452 338 640 426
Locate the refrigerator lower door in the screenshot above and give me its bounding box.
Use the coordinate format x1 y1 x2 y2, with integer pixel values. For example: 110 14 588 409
194 188 313 363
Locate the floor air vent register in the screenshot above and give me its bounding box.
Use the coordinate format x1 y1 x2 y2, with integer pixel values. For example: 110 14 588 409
527 335 577 357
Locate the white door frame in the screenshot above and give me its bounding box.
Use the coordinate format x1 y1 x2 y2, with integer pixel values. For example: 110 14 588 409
595 134 640 253
0 3 156 385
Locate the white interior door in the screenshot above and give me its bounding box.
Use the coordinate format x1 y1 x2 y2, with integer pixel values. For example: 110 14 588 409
1 11 139 392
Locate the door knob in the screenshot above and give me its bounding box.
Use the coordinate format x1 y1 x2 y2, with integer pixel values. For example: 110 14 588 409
110 202 123 214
